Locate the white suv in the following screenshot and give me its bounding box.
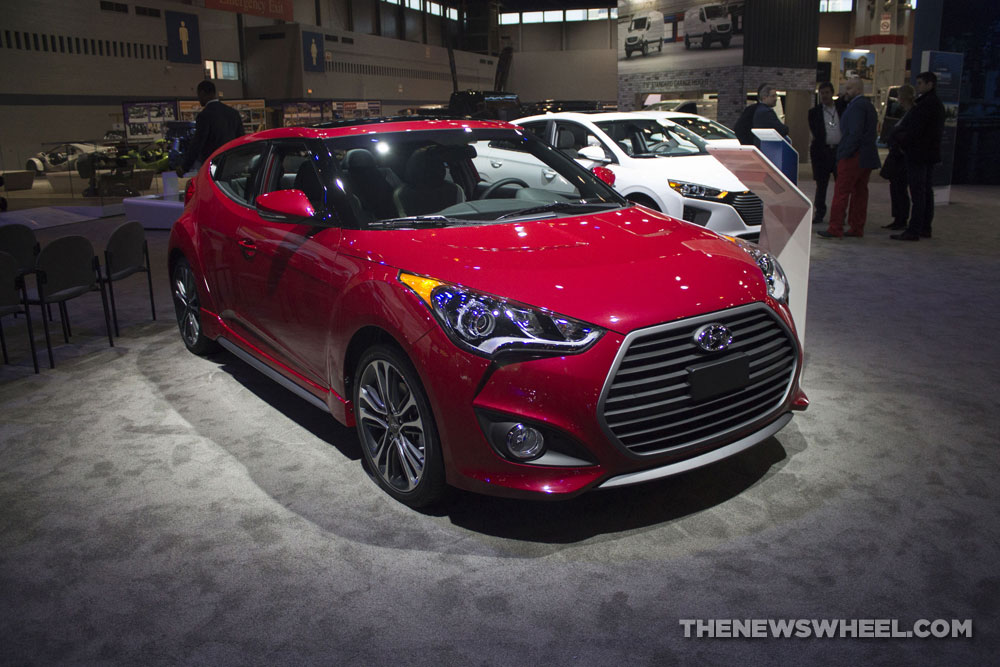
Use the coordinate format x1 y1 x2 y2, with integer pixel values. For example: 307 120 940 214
474 112 762 240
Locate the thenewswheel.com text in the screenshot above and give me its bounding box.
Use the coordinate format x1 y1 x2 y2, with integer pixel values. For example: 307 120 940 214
679 619 972 639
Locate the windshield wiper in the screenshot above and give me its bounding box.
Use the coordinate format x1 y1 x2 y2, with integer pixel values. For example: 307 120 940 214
369 215 461 229
495 201 619 221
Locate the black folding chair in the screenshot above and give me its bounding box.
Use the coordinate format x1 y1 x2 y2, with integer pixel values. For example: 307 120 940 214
0 251 39 373
102 220 156 336
26 236 114 368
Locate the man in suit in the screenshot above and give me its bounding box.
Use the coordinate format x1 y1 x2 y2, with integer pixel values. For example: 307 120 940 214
176 80 245 177
818 78 881 238
734 83 788 145
890 71 947 241
808 81 846 224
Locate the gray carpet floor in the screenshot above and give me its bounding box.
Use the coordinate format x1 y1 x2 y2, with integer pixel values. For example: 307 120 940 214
1 179 998 665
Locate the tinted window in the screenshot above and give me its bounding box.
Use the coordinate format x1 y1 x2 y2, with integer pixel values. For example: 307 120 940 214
211 143 267 205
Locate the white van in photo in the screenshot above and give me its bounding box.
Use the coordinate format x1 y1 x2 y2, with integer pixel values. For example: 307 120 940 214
624 10 664 58
684 3 733 49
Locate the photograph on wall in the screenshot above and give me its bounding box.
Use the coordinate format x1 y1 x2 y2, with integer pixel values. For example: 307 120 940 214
180 99 267 133
617 0 745 72
839 50 876 95
123 101 179 142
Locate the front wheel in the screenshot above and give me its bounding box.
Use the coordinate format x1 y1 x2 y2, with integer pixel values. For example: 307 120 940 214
642 41 649 56
171 256 218 355
684 35 691 50
354 344 445 508
721 38 731 48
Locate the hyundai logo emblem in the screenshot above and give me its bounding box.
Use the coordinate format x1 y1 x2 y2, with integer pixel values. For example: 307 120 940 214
693 323 733 352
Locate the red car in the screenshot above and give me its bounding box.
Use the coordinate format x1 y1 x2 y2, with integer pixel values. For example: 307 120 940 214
168 118 807 507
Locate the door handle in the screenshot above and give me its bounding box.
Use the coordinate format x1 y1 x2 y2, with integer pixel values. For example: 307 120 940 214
238 238 256 258
542 169 556 180
490 160 503 168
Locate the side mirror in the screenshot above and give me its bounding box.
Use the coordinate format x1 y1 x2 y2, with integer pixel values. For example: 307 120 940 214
591 165 616 186
577 145 610 163
255 189 316 219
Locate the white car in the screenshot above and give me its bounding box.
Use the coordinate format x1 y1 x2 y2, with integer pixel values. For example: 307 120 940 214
641 110 740 147
474 112 762 240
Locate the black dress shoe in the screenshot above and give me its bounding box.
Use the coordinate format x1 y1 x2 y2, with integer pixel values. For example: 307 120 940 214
883 222 906 230
890 232 920 241
817 230 841 239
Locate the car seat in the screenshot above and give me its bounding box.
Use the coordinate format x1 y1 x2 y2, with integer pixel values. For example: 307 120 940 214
392 147 465 217
343 149 397 220
293 160 326 210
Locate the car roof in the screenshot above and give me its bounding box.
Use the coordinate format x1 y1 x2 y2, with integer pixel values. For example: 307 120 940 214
229 117 518 145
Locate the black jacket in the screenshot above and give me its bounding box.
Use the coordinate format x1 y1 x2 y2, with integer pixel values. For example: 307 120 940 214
892 88 946 164
807 98 847 160
181 100 245 172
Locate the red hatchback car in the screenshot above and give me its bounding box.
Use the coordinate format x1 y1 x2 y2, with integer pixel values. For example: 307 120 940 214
168 118 808 507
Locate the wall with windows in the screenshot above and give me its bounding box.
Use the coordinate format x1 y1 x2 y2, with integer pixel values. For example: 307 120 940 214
498 10 619 104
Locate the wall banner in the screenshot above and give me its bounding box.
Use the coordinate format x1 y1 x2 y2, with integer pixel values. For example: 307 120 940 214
205 0 294 22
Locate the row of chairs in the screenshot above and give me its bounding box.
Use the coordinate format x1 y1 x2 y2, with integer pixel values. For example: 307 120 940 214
0 221 156 373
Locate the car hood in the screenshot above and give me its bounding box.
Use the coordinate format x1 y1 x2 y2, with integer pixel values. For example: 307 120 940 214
341 207 769 334
624 154 748 192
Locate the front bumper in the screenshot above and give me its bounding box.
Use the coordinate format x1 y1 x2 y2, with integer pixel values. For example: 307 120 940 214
408 301 804 500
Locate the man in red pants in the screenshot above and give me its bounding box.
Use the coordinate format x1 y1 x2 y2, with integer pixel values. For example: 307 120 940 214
818 78 881 238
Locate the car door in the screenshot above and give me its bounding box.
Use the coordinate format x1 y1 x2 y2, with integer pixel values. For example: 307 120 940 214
473 120 553 190
200 141 269 329
228 139 343 389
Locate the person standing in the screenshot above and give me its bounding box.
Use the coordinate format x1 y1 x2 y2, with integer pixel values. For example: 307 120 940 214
890 71 947 241
818 78 880 238
176 80 245 177
881 84 915 230
808 81 846 224
734 83 788 145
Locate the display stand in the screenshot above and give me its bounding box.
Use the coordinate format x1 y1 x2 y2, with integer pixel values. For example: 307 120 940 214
123 173 189 230
708 144 812 351
751 128 798 185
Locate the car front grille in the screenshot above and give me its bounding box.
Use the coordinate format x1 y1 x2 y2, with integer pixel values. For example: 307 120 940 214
730 191 763 226
599 303 797 457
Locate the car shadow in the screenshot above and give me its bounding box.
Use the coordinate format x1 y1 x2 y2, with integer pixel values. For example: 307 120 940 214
212 352 362 462
429 436 789 543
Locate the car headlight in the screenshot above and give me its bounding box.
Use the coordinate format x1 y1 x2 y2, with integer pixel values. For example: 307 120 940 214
399 272 604 358
726 237 790 304
668 180 728 200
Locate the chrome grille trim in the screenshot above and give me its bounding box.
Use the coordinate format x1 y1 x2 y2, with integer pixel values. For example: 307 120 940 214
598 303 798 457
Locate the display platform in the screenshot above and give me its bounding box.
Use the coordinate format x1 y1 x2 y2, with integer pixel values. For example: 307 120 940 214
0 205 119 230
122 172 188 229
0 170 36 190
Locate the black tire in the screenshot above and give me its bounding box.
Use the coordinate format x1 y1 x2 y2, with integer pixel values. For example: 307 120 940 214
642 41 649 56
702 33 711 49
625 49 632 59
354 344 446 508
658 39 663 52
685 35 691 50
722 38 731 48
171 256 218 355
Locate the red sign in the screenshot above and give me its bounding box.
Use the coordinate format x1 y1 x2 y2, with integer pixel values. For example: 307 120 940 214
205 0 293 22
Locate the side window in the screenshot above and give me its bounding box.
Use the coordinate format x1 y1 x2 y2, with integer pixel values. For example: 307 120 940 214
518 122 549 142
554 122 612 160
259 141 326 211
210 143 267 205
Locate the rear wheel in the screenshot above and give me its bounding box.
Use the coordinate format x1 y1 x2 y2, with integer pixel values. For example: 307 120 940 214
354 344 445 508
722 37 731 48
171 256 218 355
685 35 691 49
702 33 711 49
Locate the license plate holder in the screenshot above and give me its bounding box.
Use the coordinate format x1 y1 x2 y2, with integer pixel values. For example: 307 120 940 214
687 353 750 403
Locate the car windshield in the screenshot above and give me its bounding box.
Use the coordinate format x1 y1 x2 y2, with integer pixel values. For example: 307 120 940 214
630 17 648 31
705 6 727 19
594 119 708 157
668 117 737 141
319 127 625 228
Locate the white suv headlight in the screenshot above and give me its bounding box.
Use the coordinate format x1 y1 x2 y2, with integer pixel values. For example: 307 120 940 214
726 237 789 304
400 273 604 358
668 179 727 200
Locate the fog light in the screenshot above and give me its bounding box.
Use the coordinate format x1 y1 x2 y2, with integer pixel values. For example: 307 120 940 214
505 424 545 460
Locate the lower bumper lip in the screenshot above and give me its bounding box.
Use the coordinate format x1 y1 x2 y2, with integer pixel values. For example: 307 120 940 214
597 412 792 489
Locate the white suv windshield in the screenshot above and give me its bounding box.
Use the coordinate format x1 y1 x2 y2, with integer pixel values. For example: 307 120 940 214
594 120 708 157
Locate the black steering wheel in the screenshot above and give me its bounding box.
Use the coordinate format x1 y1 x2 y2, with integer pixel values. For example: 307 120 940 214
480 177 530 199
